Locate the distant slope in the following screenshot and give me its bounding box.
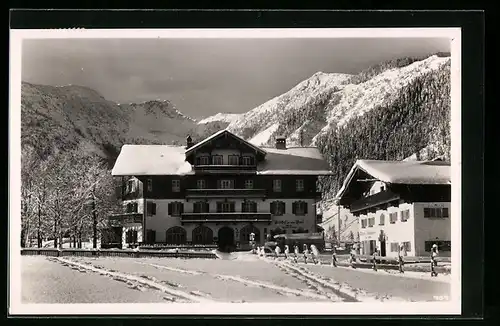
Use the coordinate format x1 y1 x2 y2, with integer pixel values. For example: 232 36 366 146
21 82 197 162
197 113 242 125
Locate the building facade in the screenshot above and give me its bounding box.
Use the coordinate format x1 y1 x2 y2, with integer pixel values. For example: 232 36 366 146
107 130 331 251
336 160 451 258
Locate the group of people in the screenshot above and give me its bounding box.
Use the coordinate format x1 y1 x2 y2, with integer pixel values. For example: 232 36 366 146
257 244 321 264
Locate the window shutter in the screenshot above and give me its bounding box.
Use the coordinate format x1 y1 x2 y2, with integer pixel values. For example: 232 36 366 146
252 202 257 213
204 202 209 213
292 202 296 215
217 180 221 189
168 203 172 215
443 208 449 217
152 203 157 215
270 202 275 214
304 202 308 214
280 202 286 214
239 156 243 165
230 202 235 212
151 230 156 243
180 203 184 214
241 202 245 213
126 231 130 243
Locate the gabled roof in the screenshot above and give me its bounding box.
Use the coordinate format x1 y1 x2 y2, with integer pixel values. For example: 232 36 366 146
111 145 193 176
185 129 267 156
335 159 451 200
257 147 333 175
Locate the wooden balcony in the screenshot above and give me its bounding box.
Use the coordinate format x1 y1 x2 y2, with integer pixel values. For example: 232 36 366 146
349 190 401 214
108 213 142 227
193 164 257 174
180 212 272 224
185 188 267 200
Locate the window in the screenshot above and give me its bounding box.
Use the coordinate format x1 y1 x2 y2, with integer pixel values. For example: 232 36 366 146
242 156 254 166
271 201 285 216
402 241 412 252
218 180 234 189
217 202 235 213
228 155 239 165
126 179 136 193
196 179 206 189
192 226 213 245
244 179 254 189
293 201 308 216
197 155 210 165
172 179 180 192
145 229 156 244
193 201 209 213
390 242 399 252
146 201 157 216
165 226 186 245
424 207 449 218
242 201 257 213
389 212 398 224
273 179 282 192
368 217 375 227
296 179 304 192
212 155 223 165
125 230 138 244
401 210 410 222
168 202 184 217
379 213 385 226
147 178 153 192
425 240 451 252
126 202 138 213
361 219 367 228
380 186 385 192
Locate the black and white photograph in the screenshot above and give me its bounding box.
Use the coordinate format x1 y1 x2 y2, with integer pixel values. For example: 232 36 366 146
9 28 461 315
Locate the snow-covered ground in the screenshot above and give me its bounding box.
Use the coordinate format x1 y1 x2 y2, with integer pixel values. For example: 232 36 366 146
21 251 451 303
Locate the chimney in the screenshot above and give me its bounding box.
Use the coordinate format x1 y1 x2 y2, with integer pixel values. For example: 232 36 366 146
275 136 287 150
186 135 193 149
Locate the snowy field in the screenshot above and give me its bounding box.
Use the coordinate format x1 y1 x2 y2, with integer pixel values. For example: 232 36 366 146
21 252 451 304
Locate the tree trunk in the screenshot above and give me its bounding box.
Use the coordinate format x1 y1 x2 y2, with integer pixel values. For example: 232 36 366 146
73 227 77 248
92 188 98 249
78 230 82 248
37 203 42 248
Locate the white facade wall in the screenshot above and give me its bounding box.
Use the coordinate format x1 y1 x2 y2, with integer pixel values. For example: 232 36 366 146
143 198 317 244
358 202 415 258
413 202 451 257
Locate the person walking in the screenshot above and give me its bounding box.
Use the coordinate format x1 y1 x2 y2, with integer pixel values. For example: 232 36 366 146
275 245 281 259
430 244 439 277
310 244 319 264
398 243 406 273
349 248 357 269
293 244 299 263
331 247 338 267
303 244 309 264
372 248 378 271
284 245 290 260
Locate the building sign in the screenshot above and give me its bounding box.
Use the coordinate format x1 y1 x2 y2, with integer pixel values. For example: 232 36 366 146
359 230 377 240
273 219 305 229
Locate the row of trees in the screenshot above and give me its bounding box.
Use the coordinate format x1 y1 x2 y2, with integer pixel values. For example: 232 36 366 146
317 61 451 196
20 145 121 249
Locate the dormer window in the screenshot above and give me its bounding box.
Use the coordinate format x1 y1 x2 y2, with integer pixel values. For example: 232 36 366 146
242 156 254 166
197 156 210 165
212 155 223 165
228 155 239 165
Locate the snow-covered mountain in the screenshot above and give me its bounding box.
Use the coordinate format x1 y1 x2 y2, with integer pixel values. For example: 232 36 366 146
21 82 198 162
215 55 450 148
197 113 242 125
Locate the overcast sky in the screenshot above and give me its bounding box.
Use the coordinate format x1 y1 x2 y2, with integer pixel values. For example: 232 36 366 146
22 38 450 119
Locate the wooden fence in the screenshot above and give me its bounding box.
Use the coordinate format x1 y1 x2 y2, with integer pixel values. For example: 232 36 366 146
21 248 217 259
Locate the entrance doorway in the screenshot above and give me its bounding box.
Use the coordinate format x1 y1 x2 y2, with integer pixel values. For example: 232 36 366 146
218 227 235 252
380 240 386 256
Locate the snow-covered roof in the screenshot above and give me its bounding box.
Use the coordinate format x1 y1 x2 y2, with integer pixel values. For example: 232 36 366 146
111 145 193 176
112 144 332 176
185 129 267 156
335 159 451 199
257 147 333 175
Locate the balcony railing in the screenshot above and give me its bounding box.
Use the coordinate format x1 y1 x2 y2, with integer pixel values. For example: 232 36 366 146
350 190 401 213
108 213 142 227
193 164 257 174
180 212 272 223
186 188 267 200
